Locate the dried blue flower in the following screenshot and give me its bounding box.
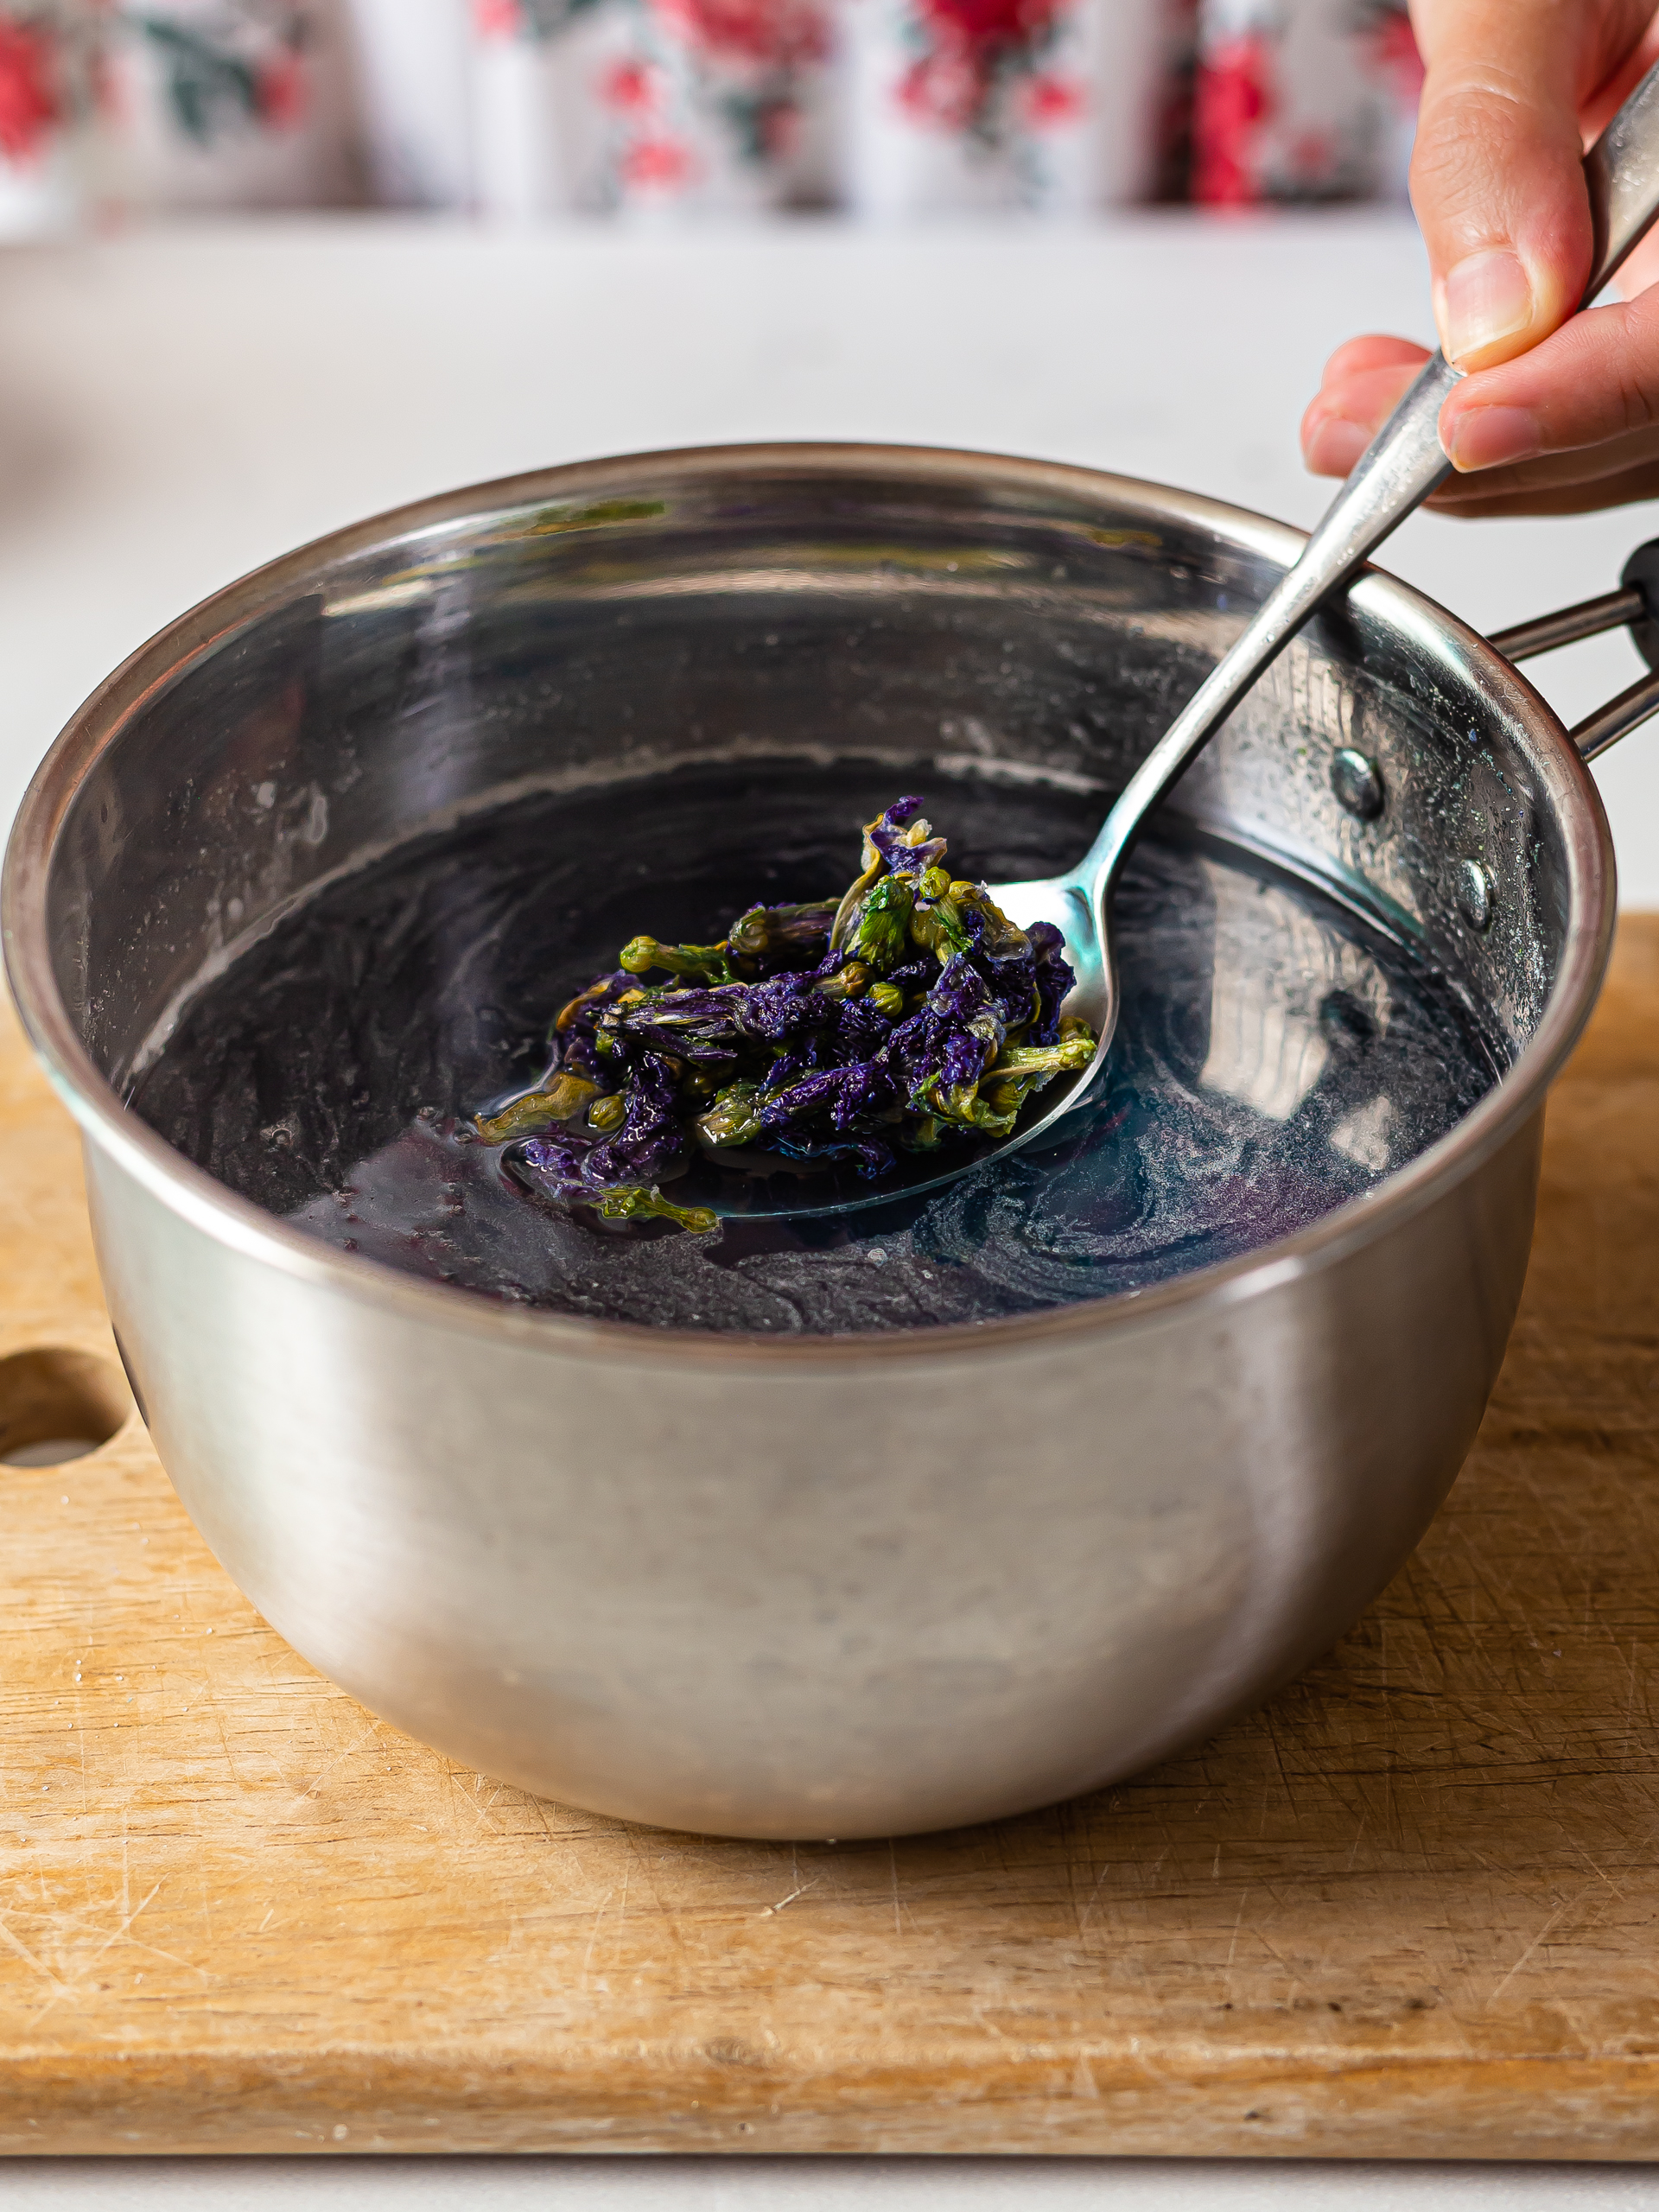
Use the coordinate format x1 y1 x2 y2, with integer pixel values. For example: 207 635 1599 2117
479 797 1094 1230
728 899 839 969
1028 921 1073 1046
620 935 743 987
865 796 949 879
512 1136 718 1235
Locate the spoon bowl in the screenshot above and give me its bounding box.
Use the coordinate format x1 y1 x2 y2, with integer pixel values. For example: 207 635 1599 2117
670 866 1115 1222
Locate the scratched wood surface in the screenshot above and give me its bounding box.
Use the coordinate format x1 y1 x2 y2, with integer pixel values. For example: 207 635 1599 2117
1 921 1658 2160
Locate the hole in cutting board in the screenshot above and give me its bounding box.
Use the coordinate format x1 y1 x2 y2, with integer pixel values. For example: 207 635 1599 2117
0 1349 132 1469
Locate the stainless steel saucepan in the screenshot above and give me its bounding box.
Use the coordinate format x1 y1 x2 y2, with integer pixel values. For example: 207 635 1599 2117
6 445 1656 1840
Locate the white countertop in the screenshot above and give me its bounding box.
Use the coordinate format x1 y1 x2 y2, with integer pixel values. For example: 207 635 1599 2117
1 211 1656 897
2 213 1656 2205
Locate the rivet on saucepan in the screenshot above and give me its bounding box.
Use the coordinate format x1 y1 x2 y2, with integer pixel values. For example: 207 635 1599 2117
1331 747 1385 821
1455 858 1495 933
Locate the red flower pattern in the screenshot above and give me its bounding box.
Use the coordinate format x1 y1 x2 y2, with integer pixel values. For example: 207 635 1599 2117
14 0 1418 214
1192 32 1273 207
474 0 524 41
621 132 697 189
651 0 826 73
899 0 1066 139
1286 124 1338 188
601 58 659 112
1366 9 1423 110
918 0 1057 42
254 48 308 131
630 0 828 188
896 45 976 129
0 13 57 164
1022 70 1082 129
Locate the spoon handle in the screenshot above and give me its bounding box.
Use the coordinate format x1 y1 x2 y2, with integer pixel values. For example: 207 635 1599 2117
1074 53 1659 914
1586 58 1659 299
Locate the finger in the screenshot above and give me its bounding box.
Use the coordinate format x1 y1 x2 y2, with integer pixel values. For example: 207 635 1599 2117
1424 461 1659 514
1408 0 1654 371
1301 340 1430 476
1424 419 1659 511
1304 371 1421 475
1320 333 1435 382
1434 419 1659 494
1438 284 1659 470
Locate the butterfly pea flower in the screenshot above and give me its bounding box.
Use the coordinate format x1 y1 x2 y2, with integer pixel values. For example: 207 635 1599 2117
831 798 948 950
907 870 978 963
580 1053 690 1187
728 899 839 967
620 935 743 987
511 1135 717 1235
845 874 915 972
834 867 915 976
865 796 948 879
734 973 827 1041
812 959 872 1001
828 996 892 1060
603 986 747 1065
696 1080 767 1152
478 796 1096 1232
1027 922 1074 1046
909 1023 1005 1127
474 1071 602 1144
980 1024 1096 1115
913 1024 1095 1139
588 1185 718 1233
759 1062 899 1135
554 969 636 1034
950 881 1030 963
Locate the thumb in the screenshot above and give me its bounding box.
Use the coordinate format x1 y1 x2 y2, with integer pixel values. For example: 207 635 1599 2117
1409 0 1647 372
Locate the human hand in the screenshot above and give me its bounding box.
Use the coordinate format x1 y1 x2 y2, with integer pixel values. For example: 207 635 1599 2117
1301 0 1659 515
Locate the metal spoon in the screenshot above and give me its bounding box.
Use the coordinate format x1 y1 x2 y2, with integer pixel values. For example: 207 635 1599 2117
696 60 1659 1223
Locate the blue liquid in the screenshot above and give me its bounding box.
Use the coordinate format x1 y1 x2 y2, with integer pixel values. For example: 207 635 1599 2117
129 769 1503 1335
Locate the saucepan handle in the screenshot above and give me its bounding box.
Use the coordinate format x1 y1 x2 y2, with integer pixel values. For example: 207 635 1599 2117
1491 541 1659 760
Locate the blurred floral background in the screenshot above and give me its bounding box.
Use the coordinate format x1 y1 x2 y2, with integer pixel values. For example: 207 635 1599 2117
0 0 1421 233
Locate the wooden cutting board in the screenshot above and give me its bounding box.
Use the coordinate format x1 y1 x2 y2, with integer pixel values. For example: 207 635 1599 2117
2 920 1658 2161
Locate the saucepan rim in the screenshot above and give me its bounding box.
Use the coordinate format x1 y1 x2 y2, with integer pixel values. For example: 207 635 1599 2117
0 441 1617 1372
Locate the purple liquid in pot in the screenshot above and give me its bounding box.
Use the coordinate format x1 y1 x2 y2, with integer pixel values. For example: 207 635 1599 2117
126 765 1503 1335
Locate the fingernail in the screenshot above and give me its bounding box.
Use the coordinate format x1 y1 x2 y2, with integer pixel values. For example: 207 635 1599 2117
1446 404 1542 473
1440 247 1535 367
1304 415 1370 477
